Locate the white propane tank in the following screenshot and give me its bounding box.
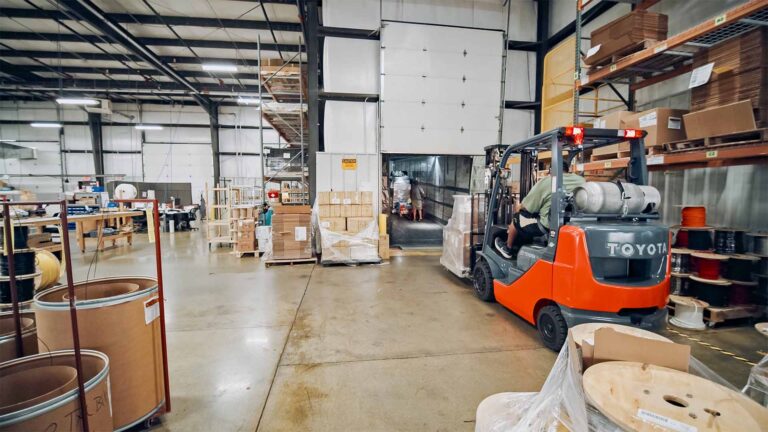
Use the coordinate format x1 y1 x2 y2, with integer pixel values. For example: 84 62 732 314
573 182 660 214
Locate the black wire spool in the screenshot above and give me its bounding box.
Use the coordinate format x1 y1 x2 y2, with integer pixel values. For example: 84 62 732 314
756 275 768 305
0 279 35 303
751 233 768 256
0 226 29 250
0 251 36 276
757 257 768 276
687 230 713 251
689 275 731 308
671 249 690 273
714 229 746 255
670 274 690 296
723 254 758 282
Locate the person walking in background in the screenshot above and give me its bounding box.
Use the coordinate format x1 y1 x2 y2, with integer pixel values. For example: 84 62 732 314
411 179 426 222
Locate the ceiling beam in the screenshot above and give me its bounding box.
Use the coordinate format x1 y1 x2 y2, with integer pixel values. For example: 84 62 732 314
0 49 262 66
0 59 39 81
548 1 618 47
0 31 304 53
0 7 302 32
1 79 264 92
19 64 261 80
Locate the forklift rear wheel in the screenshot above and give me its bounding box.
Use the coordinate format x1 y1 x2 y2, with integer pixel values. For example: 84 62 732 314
472 259 495 302
537 305 567 351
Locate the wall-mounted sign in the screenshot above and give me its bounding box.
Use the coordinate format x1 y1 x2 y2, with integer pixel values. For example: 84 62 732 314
342 158 357 170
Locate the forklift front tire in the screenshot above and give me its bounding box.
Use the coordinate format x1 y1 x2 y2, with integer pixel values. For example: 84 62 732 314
472 259 495 302
537 305 567 351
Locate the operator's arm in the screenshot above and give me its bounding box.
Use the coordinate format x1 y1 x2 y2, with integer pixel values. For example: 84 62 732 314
519 178 549 214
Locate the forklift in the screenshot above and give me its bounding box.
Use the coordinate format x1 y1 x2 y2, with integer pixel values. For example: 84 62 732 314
472 127 670 350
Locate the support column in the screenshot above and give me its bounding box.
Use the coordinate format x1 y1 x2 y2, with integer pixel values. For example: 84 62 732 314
306 0 320 204
534 0 550 134
208 101 221 187
87 112 104 176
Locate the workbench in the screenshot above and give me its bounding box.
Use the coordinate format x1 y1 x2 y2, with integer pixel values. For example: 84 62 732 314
2 210 144 253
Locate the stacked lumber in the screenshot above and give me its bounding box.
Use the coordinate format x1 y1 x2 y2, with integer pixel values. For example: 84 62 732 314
691 27 768 127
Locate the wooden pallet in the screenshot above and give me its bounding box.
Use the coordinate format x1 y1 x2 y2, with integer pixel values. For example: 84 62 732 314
264 257 316 268
664 128 768 153
586 40 657 69
233 250 259 258
588 145 662 162
667 300 765 327
320 259 382 267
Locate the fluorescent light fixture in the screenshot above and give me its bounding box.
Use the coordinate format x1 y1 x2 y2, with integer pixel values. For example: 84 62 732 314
202 64 238 72
0 139 17 142
135 124 163 130
56 98 98 105
30 122 62 128
237 97 261 105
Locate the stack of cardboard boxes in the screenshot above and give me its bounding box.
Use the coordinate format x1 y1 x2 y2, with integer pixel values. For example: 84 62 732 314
591 108 687 158
234 219 256 253
690 27 767 128
271 205 313 260
317 191 380 263
585 10 668 66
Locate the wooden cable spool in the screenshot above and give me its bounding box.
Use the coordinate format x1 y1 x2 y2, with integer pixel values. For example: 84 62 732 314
34 277 165 431
669 295 708 330
689 275 732 308
583 362 768 432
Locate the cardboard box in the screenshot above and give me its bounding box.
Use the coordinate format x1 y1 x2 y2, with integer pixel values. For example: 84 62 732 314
343 191 361 205
361 191 373 205
625 108 687 147
317 191 330 205
329 205 343 218
272 205 311 215
318 205 331 218
319 217 346 232
350 245 378 261
342 205 360 218
379 233 390 260
329 191 344 205
580 328 690 372
347 217 373 234
683 100 756 140
271 213 312 259
593 110 635 130
359 204 373 218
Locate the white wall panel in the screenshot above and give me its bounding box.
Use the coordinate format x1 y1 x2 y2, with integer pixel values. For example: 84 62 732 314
316 153 379 212
63 153 94 176
1 141 62 197
322 0 380 29
143 144 213 204
220 155 262 180
219 107 264 127
502 109 534 143
62 125 90 150
507 0 537 41
102 126 140 151
380 22 502 154
323 38 380 94
143 127 210 144
218 128 281 153
323 102 377 154
104 153 143 181
505 51 536 101
382 0 505 29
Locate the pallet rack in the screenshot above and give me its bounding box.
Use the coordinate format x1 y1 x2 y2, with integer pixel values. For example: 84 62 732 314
569 0 768 173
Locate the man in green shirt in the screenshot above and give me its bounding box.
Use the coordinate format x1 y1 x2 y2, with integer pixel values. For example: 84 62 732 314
495 161 585 259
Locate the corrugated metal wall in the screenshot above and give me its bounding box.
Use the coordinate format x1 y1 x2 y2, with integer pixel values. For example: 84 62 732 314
650 165 768 230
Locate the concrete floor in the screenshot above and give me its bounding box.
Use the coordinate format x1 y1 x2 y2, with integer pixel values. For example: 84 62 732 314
66 228 766 431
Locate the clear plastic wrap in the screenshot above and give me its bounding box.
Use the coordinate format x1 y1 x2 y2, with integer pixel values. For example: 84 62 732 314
440 195 474 277
743 354 768 407
266 209 312 261
476 325 751 432
313 200 380 264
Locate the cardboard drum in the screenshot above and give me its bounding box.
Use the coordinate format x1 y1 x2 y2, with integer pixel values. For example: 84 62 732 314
34 277 165 431
0 312 37 362
0 350 112 432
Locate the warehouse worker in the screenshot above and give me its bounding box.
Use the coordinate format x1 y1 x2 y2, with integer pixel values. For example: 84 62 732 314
411 179 426 222
495 161 585 259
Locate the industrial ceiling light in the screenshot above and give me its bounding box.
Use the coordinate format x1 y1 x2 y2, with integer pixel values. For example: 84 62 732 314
56 98 99 105
135 124 164 130
202 64 238 72
0 139 18 142
30 122 62 128
237 97 261 105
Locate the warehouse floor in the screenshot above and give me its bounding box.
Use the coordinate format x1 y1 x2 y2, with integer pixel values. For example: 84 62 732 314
68 229 765 431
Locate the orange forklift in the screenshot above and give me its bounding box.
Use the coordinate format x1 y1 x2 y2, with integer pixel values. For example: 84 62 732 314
472 127 670 350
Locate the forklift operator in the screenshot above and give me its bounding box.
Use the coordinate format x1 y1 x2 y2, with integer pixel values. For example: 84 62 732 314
495 161 585 259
